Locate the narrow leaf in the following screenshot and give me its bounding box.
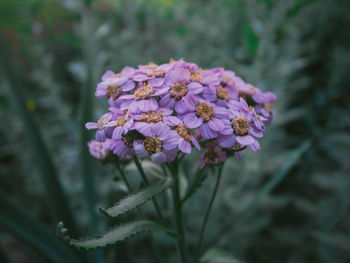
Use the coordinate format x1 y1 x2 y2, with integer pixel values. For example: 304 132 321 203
0 192 81 263
237 141 311 216
69 221 166 250
0 37 78 236
100 178 173 218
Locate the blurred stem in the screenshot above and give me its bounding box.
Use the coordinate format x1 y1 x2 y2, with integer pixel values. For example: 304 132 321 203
181 166 207 204
114 160 166 263
0 246 10 263
80 9 103 263
115 161 133 193
169 161 188 263
193 162 224 263
132 157 169 227
0 37 78 236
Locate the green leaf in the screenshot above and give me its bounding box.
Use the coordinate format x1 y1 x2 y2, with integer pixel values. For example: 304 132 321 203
100 178 173 218
68 221 167 250
182 167 207 204
201 248 242 263
0 245 10 263
0 37 78 236
243 24 260 56
238 141 311 216
0 192 81 263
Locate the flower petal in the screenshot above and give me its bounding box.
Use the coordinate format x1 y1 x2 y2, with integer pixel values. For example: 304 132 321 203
133 140 148 158
236 135 255 145
183 113 203 128
178 139 191 153
200 123 217 139
151 152 167 163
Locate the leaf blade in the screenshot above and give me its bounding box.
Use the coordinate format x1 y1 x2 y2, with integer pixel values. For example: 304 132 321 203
100 178 173 218
69 221 166 250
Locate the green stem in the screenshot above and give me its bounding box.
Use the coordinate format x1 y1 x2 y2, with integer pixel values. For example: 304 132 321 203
132 157 168 227
0 245 10 263
115 161 133 193
169 162 188 263
193 163 225 263
181 167 206 204
115 161 166 263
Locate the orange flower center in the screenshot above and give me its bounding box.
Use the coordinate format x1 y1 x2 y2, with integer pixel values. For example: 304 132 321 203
144 136 163 154
196 102 214 122
122 137 133 148
190 70 202 82
170 83 188 100
134 84 155 100
115 115 127 127
147 69 165 78
140 111 163 123
176 124 192 142
216 87 230 101
97 115 109 130
107 84 122 100
232 117 250 136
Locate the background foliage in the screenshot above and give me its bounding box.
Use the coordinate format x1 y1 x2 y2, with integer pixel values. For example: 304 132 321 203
1 0 350 262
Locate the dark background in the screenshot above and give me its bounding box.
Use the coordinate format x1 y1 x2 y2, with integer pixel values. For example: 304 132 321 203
0 0 350 262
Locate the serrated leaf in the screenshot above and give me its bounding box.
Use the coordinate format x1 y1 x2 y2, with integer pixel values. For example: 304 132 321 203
100 178 172 218
201 248 242 263
69 221 165 250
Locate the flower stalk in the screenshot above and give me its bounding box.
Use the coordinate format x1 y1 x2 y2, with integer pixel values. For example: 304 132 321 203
169 161 188 263
193 162 225 263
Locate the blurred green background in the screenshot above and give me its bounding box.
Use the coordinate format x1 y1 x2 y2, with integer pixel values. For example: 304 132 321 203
1 0 350 262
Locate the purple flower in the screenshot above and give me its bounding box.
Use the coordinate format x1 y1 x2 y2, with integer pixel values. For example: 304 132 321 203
131 107 182 135
119 83 167 113
202 84 238 107
95 70 135 99
217 98 264 150
86 59 276 163
107 108 134 140
183 100 228 139
199 142 227 169
133 123 178 163
159 68 203 114
85 113 116 142
88 139 111 159
252 88 276 104
110 136 135 159
175 123 200 153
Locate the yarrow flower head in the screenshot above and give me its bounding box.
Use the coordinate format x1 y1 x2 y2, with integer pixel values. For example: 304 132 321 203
88 139 111 160
86 59 276 167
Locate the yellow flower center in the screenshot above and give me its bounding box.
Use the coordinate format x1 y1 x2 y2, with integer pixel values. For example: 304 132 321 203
169 83 188 100
134 83 155 100
221 73 235 85
196 102 214 122
107 84 122 100
122 137 133 148
115 115 127 127
147 69 165 78
97 115 109 130
140 111 163 123
176 124 192 142
232 117 250 136
144 136 163 154
190 70 202 82
216 86 230 101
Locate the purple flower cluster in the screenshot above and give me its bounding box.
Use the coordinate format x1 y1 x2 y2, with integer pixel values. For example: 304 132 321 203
86 59 276 167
